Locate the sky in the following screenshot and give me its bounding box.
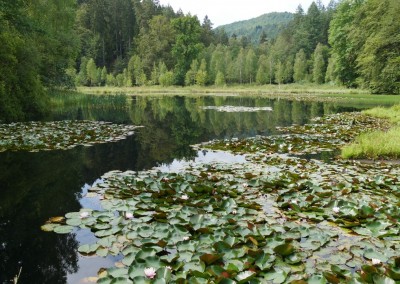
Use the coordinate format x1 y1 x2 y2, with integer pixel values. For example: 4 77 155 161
158 0 332 27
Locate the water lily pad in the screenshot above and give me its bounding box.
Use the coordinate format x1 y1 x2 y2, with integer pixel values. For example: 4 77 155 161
363 249 388 262
78 244 100 255
40 223 59 232
273 243 295 257
262 270 287 284
53 225 74 234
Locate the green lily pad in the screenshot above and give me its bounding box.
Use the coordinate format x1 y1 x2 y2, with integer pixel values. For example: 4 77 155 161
53 225 74 234
273 243 295 257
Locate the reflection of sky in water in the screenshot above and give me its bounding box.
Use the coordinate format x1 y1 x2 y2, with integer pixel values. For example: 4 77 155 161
157 150 247 172
67 180 122 283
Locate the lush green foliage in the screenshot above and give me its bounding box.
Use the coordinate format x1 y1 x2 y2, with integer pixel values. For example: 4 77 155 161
73 1 337 88
330 0 400 94
0 0 78 122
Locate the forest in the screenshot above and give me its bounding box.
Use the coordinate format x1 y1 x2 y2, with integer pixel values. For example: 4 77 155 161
0 0 399 121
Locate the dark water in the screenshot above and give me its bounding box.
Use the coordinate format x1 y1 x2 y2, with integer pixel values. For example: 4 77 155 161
0 95 363 283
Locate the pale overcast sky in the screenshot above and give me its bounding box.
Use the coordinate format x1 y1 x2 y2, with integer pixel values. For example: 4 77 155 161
158 0 332 27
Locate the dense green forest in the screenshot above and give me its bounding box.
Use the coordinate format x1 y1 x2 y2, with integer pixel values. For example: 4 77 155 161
0 0 399 121
216 12 294 44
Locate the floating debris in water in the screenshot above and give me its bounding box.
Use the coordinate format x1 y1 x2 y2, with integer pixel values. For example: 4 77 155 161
202 105 273 112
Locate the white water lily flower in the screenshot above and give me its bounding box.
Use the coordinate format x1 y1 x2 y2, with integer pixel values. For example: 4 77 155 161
181 194 189 200
144 267 157 279
232 210 237 215
166 266 172 270
332 206 340 213
183 236 190 241
125 212 133 219
243 183 248 188
291 199 298 204
79 211 90 219
372 258 381 265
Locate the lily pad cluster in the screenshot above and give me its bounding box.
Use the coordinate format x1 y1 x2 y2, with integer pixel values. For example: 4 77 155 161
43 111 400 283
0 120 140 152
201 113 391 157
43 165 400 283
202 106 273 112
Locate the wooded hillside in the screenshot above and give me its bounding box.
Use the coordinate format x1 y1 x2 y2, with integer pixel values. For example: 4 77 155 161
216 12 293 44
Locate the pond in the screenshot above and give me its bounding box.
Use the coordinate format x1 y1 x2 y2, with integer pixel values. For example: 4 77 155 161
0 94 376 283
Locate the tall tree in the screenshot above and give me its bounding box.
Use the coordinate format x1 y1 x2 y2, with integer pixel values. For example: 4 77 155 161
209 44 226 83
76 0 136 69
312 43 329 84
201 16 215 47
256 55 269 85
136 15 176 75
185 60 198 86
329 0 363 87
171 15 203 85
244 48 257 84
196 59 208 86
293 49 308 82
354 0 400 94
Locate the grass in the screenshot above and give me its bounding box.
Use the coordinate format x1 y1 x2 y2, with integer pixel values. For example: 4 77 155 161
342 104 400 159
363 104 400 123
342 127 400 159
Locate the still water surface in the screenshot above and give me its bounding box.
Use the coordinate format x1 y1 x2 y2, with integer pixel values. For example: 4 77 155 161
0 95 362 283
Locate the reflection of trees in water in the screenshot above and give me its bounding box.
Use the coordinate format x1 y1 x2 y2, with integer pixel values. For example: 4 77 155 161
50 94 357 169
126 96 356 167
0 150 82 283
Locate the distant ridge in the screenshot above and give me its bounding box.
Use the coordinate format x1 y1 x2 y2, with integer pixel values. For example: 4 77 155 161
216 12 293 44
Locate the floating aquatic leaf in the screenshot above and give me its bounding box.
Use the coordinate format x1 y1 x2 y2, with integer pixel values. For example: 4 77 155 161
53 225 74 234
78 244 100 255
40 223 59 232
273 242 295 257
364 249 388 263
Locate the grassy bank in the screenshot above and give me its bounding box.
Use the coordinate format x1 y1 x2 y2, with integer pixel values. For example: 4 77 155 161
342 105 400 159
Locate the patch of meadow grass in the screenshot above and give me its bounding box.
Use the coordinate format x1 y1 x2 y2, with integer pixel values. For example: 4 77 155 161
363 104 400 124
342 104 400 159
342 127 400 159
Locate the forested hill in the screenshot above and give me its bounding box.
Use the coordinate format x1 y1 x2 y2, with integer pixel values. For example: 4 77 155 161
216 12 293 44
